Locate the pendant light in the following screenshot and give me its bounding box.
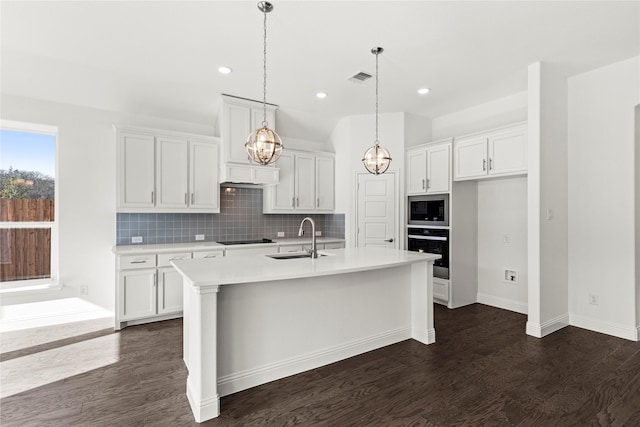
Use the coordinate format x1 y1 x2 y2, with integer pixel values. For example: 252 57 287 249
362 47 392 175
245 1 284 165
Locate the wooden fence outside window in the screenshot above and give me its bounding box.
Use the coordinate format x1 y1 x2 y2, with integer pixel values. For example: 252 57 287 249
0 199 54 282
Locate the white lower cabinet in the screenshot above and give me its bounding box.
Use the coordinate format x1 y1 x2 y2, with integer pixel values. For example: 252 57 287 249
116 250 193 329
118 269 157 321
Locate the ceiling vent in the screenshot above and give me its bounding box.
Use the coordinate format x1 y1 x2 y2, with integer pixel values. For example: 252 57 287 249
347 71 373 83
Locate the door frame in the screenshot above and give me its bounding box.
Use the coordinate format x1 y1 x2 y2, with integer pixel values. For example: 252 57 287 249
353 170 403 249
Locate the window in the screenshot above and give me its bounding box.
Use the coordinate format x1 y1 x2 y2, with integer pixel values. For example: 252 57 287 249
0 120 58 290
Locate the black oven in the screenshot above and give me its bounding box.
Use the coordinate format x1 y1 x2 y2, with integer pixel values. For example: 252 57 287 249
408 195 449 226
407 228 449 279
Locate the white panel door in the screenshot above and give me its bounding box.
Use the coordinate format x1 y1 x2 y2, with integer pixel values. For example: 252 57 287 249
119 132 155 208
406 148 427 195
156 136 189 208
357 173 396 248
157 267 184 315
271 152 296 210
295 154 316 210
315 156 335 211
454 137 488 181
189 140 219 210
119 270 156 321
488 129 527 176
426 144 451 193
225 102 252 164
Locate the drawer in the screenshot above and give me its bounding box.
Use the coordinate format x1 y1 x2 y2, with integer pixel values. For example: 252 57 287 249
192 250 224 259
433 278 450 303
324 242 345 250
158 251 192 267
119 254 156 270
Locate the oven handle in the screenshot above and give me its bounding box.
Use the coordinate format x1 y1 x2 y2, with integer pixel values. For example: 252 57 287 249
408 235 448 241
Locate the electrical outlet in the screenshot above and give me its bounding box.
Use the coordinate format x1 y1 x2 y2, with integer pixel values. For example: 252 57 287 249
546 208 554 220
195 234 205 241
315 231 322 236
277 231 285 237
589 293 599 306
503 234 510 244
80 286 88 296
131 236 143 244
504 269 518 283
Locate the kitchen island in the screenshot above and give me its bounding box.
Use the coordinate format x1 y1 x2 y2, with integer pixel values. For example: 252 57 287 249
171 246 440 422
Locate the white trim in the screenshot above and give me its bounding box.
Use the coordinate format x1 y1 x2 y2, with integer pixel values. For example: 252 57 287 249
186 378 220 423
477 292 528 315
526 313 569 338
0 119 58 135
217 326 411 397
569 314 639 342
0 280 61 294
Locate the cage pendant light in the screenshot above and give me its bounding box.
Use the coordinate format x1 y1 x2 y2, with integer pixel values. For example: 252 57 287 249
362 47 392 175
245 1 283 165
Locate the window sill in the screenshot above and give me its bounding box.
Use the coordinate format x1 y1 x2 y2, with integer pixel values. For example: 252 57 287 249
0 282 63 295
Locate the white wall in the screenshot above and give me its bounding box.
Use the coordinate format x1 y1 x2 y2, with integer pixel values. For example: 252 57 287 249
477 177 528 314
568 56 639 340
1 94 213 312
432 91 527 140
526 62 570 338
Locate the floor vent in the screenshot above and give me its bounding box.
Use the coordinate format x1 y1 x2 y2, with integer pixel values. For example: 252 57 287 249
347 71 373 83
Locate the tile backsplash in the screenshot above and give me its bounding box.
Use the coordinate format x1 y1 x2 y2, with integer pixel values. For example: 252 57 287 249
116 186 345 246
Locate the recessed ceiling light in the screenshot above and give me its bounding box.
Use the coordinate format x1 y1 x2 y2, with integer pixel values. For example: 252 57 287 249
316 92 327 99
418 88 431 95
218 66 232 74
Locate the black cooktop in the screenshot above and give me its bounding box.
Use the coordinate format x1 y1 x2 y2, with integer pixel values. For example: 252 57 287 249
217 238 273 245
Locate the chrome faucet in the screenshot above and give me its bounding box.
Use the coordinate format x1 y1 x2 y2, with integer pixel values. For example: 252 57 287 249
298 217 318 258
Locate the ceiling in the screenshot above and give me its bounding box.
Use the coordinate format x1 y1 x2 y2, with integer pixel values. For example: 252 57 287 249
1 1 638 141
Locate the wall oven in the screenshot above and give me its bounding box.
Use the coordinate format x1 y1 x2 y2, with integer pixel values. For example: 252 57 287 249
407 228 449 279
408 195 449 226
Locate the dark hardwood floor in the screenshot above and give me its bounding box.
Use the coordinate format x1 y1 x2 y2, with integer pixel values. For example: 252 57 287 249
2 303 639 426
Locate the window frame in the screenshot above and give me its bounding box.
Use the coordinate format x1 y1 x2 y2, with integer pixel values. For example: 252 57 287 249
0 120 59 291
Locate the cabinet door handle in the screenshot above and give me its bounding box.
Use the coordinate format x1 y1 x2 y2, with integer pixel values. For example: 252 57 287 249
422 179 426 190
153 273 156 287
317 198 320 208
489 158 493 170
296 197 299 207
191 193 195 204
483 159 487 171
426 178 430 189
292 197 295 208
151 191 155 203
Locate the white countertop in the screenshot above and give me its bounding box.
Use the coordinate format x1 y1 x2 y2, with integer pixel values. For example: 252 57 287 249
113 237 345 254
171 247 440 288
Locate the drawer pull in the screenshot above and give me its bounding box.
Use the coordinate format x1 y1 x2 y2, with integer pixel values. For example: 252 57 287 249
130 260 147 264
204 254 219 258
169 257 184 261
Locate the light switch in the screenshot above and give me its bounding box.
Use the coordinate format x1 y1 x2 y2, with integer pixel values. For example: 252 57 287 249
546 208 554 220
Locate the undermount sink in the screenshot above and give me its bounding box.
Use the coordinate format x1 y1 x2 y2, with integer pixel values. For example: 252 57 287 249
266 252 328 260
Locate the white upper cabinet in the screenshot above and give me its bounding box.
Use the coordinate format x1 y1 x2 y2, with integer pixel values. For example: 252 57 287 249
156 136 189 208
189 140 220 210
218 95 279 184
263 150 335 213
116 127 220 213
453 122 527 181
406 140 452 196
118 132 155 208
315 155 335 211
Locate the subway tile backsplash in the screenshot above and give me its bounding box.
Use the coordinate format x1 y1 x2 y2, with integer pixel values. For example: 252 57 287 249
116 186 345 246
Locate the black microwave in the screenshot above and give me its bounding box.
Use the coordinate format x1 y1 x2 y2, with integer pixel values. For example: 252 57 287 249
408 195 449 226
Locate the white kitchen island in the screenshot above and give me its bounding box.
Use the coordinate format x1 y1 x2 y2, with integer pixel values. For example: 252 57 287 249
171 247 440 422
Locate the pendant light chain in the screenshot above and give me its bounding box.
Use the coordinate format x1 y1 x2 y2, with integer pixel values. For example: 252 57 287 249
262 5 268 127
375 49 379 145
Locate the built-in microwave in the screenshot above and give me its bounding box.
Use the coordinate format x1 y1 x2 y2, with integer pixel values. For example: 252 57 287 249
408 194 449 226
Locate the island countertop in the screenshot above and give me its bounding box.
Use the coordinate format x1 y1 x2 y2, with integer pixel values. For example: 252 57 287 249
171 247 440 288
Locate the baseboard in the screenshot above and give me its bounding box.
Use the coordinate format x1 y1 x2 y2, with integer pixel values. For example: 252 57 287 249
526 313 569 338
186 377 220 422
570 314 639 341
217 327 411 397
476 292 528 315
